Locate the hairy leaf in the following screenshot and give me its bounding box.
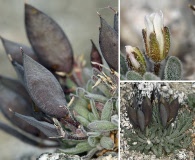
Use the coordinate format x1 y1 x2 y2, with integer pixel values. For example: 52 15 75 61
87 120 117 131
25 4 73 73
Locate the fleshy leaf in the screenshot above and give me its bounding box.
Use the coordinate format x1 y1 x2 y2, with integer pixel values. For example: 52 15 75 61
23 54 69 118
99 16 118 71
90 40 102 71
126 71 143 80
85 92 108 103
100 136 114 150
90 99 100 120
88 136 99 147
164 56 182 80
87 120 117 131
60 142 92 154
75 115 90 127
25 4 73 73
143 72 160 80
101 99 113 121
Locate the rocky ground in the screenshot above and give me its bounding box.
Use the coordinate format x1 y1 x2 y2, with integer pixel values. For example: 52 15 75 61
120 82 195 160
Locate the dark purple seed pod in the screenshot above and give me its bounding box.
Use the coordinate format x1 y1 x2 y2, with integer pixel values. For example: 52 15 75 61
15 113 61 138
0 122 59 148
25 4 73 73
131 96 137 109
126 105 138 128
23 53 69 118
0 36 38 65
142 96 152 126
137 109 145 131
114 12 118 33
168 98 179 123
90 39 102 71
99 16 118 71
12 61 25 83
159 104 168 127
0 76 41 137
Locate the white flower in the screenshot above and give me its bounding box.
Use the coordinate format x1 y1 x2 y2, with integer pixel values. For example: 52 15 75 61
125 46 140 69
143 11 170 62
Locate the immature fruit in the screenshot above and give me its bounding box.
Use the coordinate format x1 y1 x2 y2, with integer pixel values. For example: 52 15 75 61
99 16 118 71
25 4 73 73
90 39 102 71
23 54 69 118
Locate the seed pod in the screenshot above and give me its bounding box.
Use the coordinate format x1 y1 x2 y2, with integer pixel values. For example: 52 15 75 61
159 104 168 127
100 136 114 150
137 109 145 131
23 54 68 118
126 105 138 128
142 96 152 126
0 76 42 137
87 120 117 132
114 12 118 33
12 61 25 83
25 4 73 73
1 37 38 65
99 16 118 71
15 112 61 138
168 98 179 123
90 39 102 71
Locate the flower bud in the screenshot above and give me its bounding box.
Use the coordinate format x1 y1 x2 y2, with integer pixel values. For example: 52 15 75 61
125 46 146 75
142 11 170 62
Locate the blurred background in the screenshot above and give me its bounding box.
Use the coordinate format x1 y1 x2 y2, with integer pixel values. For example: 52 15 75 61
121 0 195 80
0 0 117 159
